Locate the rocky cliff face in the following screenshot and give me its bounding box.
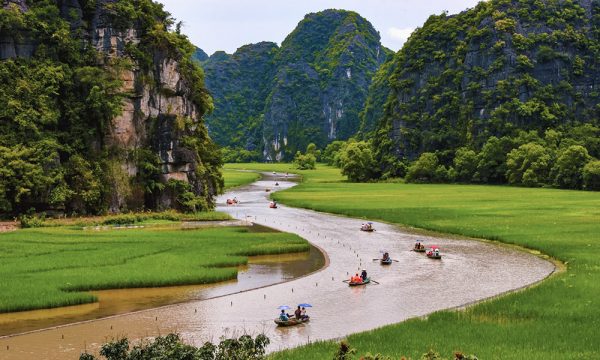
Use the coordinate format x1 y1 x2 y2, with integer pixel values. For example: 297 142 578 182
202 42 278 154
202 9 389 161
0 0 221 214
371 0 600 169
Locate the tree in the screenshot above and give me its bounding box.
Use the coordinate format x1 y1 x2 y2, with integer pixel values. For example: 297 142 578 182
305 143 321 161
583 159 600 191
322 140 348 167
293 151 316 170
551 145 591 189
506 143 553 187
476 136 515 183
406 153 439 183
452 147 478 182
339 141 377 182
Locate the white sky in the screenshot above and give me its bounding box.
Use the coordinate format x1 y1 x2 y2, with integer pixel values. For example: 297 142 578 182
158 0 482 55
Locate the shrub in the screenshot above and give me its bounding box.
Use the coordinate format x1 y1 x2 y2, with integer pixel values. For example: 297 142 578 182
293 151 317 170
80 333 270 360
583 159 600 191
406 153 439 183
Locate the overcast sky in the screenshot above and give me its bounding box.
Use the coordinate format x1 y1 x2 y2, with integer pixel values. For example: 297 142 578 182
158 0 482 55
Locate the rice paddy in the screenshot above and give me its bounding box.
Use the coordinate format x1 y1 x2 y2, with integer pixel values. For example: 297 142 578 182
224 164 600 359
223 169 261 190
0 225 308 313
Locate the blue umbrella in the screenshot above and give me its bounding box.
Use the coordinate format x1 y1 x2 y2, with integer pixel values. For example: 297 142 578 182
277 305 291 310
298 303 313 308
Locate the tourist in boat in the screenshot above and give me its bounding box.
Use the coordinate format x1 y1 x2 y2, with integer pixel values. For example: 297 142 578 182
361 269 368 281
294 306 302 320
279 310 289 321
301 307 309 320
350 273 361 283
434 249 440 257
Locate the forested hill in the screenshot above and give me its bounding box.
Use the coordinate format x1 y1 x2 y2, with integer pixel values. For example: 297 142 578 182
201 9 391 161
0 0 222 216
369 0 600 177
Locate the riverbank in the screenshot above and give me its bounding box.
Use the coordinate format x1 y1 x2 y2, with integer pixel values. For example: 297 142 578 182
0 224 309 314
224 164 599 359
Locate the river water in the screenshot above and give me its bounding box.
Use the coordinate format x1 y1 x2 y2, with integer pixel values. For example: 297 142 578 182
0 174 555 359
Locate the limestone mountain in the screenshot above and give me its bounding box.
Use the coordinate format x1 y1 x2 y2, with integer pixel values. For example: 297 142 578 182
202 9 390 161
202 42 279 156
0 0 221 215
368 0 600 174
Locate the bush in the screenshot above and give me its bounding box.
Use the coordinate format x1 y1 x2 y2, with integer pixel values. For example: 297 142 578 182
80 333 270 360
293 151 317 170
583 159 600 191
19 214 47 228
406 153 439 183
322 141 347 166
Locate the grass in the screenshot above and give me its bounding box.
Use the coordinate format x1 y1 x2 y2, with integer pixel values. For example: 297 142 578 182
223 164 600 359
22 210 232 228
223 169 261 190
0 226 308 313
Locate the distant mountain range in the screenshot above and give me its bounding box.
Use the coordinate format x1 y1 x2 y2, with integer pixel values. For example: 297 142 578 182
197 9 390 161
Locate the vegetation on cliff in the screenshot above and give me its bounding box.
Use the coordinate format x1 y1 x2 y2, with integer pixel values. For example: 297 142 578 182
364 0 600 188
0 0 221 216
201 9 390 161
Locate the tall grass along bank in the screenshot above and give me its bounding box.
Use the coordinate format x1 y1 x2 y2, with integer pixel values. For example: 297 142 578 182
0 226 308 313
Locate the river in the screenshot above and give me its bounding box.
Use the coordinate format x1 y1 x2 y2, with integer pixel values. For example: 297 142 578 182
0 174 555 359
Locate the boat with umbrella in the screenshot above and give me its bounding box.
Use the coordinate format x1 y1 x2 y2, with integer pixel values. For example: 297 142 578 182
426 245 442 259
360 222 375 232
274 305 310 326
413 241 426 253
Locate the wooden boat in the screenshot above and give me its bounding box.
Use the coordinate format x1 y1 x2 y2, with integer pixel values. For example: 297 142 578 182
274 317 310 327
413 247 426 253
380 259 393 265
360 227 375 232
349 278 370 286
269 204 278 209
426 246 442 259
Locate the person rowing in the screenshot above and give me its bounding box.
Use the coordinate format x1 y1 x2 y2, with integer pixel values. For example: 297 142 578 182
383 252 390 261
361 269 368 281
294 306 302 320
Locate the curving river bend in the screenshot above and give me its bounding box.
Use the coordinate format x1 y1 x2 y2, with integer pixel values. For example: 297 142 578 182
0 174 555 359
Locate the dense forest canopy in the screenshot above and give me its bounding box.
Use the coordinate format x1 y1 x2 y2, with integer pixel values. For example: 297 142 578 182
0 0 221 217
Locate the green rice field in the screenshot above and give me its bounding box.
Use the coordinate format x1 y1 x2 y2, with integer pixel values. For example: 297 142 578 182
223 169 261 190
0 225 308 313
224 164 600 359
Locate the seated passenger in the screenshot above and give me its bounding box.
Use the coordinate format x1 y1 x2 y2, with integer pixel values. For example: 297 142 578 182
301 307 309 320
279 310 289 321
